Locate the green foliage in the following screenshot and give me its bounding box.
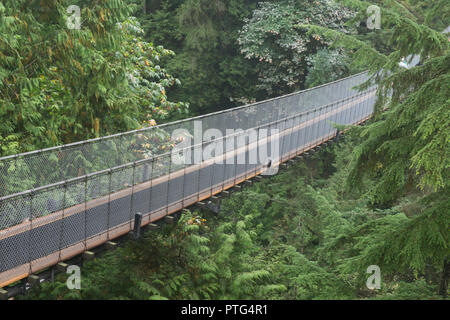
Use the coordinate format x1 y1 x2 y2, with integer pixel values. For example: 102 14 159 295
238 0 356 96
132 0 262 114
298 1 449 206
305 49 360 88
372 280 441 300
0 0 188 156
403 0 449 32
296 0 449 297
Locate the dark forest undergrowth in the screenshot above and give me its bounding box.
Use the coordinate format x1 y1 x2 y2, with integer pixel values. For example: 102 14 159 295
19 132 448 300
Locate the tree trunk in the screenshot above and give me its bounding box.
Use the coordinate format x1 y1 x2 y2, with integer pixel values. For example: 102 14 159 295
438 259 449 298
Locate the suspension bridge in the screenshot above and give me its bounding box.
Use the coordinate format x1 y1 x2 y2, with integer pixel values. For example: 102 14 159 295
0 72 377 290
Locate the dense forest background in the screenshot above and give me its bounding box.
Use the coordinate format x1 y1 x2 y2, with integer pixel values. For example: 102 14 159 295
0 0 448 299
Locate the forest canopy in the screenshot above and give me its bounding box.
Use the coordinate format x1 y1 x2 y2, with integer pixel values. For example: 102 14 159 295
0 0 448 300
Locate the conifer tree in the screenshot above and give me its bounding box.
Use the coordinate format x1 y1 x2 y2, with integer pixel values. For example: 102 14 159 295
301 0 449 296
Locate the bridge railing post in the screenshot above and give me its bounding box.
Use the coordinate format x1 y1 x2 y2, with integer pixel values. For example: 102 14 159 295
166 153 172 217
293 113 301 156
350 93 358 125
106 169 112 241
255 126 260 178
326 103 333 141
27 191 34 278
82 176 88 252
337 98 344 134
57 181 68 264
148 158 155 223
319 104 327 144
133 212 143 240
333 101 339 138
305 111 313 152
220 133 227 194
244 128 249 180
345 95 352 127
280 117 287 164
129 163 136 232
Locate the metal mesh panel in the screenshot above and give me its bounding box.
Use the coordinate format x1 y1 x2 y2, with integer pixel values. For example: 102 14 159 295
183 144 200 199
0 72 378 286
29 186 64 261
167 155 185 207
132 160 153 217
109 166 134 228
317 107 326 142
198 163 213 196
149 154 170 213
304 111 316 149
322 104 335 138
295 113 307 153
289 114 302 156
0 193 31 231
0 72 372 197
0 195 31 272
85 173 110 240
60 179 86 250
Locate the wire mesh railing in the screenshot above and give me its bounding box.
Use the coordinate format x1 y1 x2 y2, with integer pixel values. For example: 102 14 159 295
0 72 377 286
0 72 371 198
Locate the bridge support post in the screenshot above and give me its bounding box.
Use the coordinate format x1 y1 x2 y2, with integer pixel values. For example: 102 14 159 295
0 288 8 300
196 198 221 215
83 251 95 261
197 201 207 209
206 201 220 215
133 212 143 240
106 241 118 250
254 176 263 182
148 223 159 231
28 275 40 288
220 190 231 198
211 196 221 212
56 262 68 273
164 215 174 224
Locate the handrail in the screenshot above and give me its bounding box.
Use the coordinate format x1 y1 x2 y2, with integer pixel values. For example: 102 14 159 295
0 71 370 162
0 89 375 203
